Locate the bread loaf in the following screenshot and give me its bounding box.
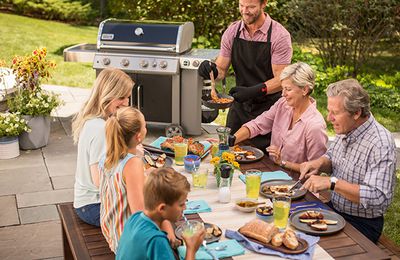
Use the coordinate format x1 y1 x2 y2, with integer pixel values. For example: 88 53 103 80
271 232 284 246
239 219 279 244
282 229 299 250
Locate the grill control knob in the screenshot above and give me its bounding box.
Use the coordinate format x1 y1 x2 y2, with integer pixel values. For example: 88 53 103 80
121 59 129 67
192 60 200 67
102 58 111 66
159 60 168 69
140 60 149 68
152 61 157 68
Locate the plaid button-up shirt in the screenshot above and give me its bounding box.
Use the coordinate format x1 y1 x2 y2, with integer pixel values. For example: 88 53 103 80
325 115 396 218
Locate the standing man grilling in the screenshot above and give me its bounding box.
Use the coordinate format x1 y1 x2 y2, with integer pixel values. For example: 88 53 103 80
198 0 292 150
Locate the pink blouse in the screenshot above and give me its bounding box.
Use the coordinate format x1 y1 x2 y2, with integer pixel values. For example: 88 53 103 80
244 97 328 163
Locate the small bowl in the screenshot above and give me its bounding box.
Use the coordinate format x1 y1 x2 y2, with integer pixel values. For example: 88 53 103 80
256 206 274 222
184 155 201 173
235 198 258 213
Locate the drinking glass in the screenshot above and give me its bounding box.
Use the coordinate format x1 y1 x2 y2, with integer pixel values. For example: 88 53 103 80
192 169 208 188
245 169 261 199
174 141 188 166
273 195 291 229
181 220 204 238
211 143 219 158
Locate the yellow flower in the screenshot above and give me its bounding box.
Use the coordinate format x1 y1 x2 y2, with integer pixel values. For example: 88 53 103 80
210 157 220 165
233 161 240 169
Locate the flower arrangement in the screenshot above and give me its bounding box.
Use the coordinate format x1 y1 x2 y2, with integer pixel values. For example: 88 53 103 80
8 87 62 116
210 151 240 186
0 112 30 137
11 48 56 91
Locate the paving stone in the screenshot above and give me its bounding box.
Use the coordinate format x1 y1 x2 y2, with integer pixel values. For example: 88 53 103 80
0 196 19 227
52 175 74 190
19 205 59 224
0 221 62 260
0 166 52 196
17 189 73 208
0 149 44 171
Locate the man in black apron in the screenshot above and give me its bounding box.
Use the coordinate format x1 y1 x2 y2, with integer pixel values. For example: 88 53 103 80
198 0 292 150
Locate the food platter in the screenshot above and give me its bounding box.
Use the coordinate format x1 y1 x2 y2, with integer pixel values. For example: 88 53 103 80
239 232 309 255
175 222 222 244
232 145 264 163
259 179 307 200
289 209 346 235
142 151 173 169
148 136 211 159
202 93 234 110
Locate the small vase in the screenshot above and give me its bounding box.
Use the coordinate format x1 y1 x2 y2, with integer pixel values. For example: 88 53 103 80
0 136 20 159
214 163 234 187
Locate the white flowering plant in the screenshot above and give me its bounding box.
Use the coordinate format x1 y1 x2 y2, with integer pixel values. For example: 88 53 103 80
8 88 62 116
0 112 30 137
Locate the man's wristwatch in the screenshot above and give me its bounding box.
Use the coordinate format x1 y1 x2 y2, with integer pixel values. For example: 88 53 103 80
330 177 338 191
280 160 287 168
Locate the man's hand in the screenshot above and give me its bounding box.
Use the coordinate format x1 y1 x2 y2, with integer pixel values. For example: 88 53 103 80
229 83 267 103
198 61 218 80
301 175 330 193
299 161 319 180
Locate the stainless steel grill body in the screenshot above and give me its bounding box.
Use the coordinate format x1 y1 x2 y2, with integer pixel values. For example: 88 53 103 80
64 19 219 136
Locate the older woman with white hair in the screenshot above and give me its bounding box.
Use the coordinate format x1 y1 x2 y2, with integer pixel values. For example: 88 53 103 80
230 62 328 172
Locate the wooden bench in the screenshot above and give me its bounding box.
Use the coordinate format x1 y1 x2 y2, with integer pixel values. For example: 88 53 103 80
57 203 114 260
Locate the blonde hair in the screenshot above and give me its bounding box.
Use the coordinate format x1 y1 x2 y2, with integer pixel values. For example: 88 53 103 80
144 167 190 210
104 107 143 170
72 68 134 144
327 78 370 117
280 62 315 95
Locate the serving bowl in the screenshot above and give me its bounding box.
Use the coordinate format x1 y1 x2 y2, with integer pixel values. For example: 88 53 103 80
256 205 274 222
235 198 258 213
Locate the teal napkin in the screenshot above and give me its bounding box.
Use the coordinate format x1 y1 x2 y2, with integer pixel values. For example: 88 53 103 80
239 171 292 184
184 200 212 214
178 239 245 260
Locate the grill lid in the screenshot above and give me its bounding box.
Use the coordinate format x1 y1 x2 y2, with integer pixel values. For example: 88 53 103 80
97 19 194 54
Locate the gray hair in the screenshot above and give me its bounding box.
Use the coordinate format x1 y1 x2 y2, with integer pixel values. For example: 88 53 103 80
280 62 315 95
326 79 370 117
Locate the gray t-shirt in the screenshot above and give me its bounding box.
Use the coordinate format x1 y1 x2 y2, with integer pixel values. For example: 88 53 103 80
73 118 106 208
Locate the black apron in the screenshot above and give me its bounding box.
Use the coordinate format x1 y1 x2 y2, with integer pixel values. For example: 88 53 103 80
226 20 282 150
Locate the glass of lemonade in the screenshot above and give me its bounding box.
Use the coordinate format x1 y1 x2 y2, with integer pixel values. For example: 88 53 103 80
273 195 291 229
192 169 208 188
245 169 262 199
181 220 204 238
174 141 188 166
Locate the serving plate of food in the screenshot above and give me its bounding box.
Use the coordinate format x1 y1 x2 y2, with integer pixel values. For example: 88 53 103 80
202 93 234 110
148 136 211 159
232 145 264 163
175 222 223 244
260 180 307 200
142 152 173 169
238 219 308 254
289 209 346 235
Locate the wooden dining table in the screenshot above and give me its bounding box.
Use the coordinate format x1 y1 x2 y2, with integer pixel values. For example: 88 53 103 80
175 151 390 260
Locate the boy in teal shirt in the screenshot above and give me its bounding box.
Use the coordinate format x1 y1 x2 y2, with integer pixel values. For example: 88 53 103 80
117 167 205 260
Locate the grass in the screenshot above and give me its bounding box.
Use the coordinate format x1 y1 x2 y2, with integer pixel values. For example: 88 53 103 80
383 169 400 246
0 13 97 88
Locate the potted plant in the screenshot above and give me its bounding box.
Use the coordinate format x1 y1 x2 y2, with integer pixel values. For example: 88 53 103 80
6 48 62 150
210 151 240 186
0 112 30 159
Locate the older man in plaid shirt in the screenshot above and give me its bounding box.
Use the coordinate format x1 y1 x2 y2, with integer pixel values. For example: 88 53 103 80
299 79 396 243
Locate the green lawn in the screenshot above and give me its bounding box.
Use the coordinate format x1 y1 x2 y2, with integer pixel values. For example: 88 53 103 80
0 13 97 88
384 169 400 246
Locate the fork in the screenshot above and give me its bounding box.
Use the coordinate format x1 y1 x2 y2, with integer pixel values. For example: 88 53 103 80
203 240 218 260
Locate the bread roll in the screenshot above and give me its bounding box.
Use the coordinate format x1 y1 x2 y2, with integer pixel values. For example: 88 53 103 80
271 232 284 246
239 219 279 244
283 229 299 250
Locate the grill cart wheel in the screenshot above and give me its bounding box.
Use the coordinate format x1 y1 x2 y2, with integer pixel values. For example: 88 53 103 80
165 124 184 137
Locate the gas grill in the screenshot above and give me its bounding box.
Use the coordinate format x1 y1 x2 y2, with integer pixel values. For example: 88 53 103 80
64 19 219 136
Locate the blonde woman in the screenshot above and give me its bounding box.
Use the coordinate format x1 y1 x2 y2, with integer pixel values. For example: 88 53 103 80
72 68 134 226
230 62 328 172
